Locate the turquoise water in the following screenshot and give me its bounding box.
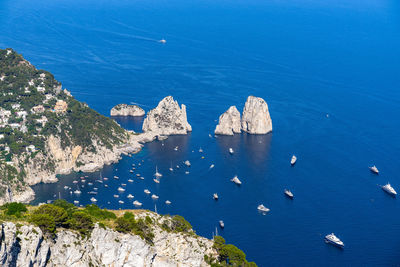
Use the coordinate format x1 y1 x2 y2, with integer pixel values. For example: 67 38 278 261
1 0 400 265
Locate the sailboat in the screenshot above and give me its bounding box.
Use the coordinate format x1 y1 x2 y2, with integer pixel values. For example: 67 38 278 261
169 162 173 171
154 166 162 178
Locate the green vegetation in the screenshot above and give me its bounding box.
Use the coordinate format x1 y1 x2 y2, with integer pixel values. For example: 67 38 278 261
206 236 257 267
1 202 27 217
161 215 193 234
115 211 154 244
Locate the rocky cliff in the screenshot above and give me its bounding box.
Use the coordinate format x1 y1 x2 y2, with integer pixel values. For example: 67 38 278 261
214 106 241 135
214 96 272 135
0 212 216 267
110 104 145 117
142 96 192 136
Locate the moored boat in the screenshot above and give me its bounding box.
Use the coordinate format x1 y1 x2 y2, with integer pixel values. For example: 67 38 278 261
291 155 297 165
213 193 219 200
369 165 379 174
382 183 397 196
325 233 344 248
284 189 294 199
231 175 242 185
257 204 270 213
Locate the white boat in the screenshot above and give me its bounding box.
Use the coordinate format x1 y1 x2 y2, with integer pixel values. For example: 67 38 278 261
382 183 397 196
73 200 79 205
174 146 179 151
73 180 78 184
284 189 294 199
257 204 270 213
64 186 69 190
136 174 141 177
209 134 212 138
185 171 190 174
184 160 191 167
231 175 242 185
199 148 203 153
210 164 215 169
114 176 119 179
118 200 124 204
325 233 344 248
165 200 171 205
118 187 125 192
104 184 108 187
219 220 224 228
129 170 133 173
103 177 108 181
128 179 134 183
159 39 166 44
122 183 127 186
229 148 234 154
144 189 151 194
88 182 93 186
291 155 297 165
151 194 159 200
133 200 142 207
169 167 173 171
139 176 144 180
369 165 379 174
113 194 119 198
154 166 162 177
90 197 97 202
74 189 81 194
176 165 180 169
81 179 86 183
213 193 218 200
153 178 160 184
127 194 134 199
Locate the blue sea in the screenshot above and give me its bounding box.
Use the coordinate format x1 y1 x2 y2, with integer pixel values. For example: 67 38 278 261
1 0 400 265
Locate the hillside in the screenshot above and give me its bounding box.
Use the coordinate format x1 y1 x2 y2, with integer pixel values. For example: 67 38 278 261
0 49 137 204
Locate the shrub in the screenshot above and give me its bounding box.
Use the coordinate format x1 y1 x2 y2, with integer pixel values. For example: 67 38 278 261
115 217 134 233
53 199 77 215
83 204 116 220
34 204 68 227
30 213 56 235
67 211 94 236
170 215 192 233
3 202 27 217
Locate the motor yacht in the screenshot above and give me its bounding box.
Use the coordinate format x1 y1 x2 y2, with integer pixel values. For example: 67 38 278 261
165 200 171 205
219 220 224 228
257 204 270 212
325 233 344 248
382 183 397 196
151 194 159 200
229 148 234 154
133 200 142 207
284 189 294 199
144 189 151 194
213 193 218 200
231 175 242 185
369 165 379 174
291 155 297 165
127 194 134 199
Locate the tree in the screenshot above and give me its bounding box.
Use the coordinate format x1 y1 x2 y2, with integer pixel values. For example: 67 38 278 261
3 202 27 217
30 213 56 235
34 204 68 227
67 211 94 236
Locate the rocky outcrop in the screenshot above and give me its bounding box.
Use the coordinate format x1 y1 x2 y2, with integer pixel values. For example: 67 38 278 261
241 96 272 134
214 106 241 135
110 104 145 117
0 212 216 267
142 96 192 135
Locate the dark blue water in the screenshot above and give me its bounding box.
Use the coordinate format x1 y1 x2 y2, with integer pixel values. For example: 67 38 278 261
1 0 400 265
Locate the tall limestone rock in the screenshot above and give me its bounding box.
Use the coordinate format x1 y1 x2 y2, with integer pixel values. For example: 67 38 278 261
241 96 272 134
214 106 241 135
142 96 192 135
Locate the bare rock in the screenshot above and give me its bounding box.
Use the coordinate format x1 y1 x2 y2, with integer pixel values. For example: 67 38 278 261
142 96 192 135
110 104 145 116
241 96 272 134
214 106 241 135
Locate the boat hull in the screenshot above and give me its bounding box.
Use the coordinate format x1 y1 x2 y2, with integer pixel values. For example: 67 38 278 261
325 238 344 248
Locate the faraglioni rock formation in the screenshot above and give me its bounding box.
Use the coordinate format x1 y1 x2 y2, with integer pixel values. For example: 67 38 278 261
110 104 145 116
214 106 241 135
241 96 272 134
142 96 192 135
0 214 216 267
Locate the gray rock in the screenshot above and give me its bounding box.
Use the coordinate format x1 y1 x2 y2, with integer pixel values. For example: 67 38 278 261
241 96 272 134
110 104 145 116
214 106 241 135
142 96 192 135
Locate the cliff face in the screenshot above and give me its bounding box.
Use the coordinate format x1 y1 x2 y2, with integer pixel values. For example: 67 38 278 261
110 104 145 117
214 96 272 135
142 96 192 136
0 213 216 267
214 106 241 136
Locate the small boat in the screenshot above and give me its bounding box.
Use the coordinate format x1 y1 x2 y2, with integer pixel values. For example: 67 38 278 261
132 164 136 166
159 39 166 44
129 170 133 173
153 178 160 184
284 189 294 199
151 194 159 200
219 220 224 228
133 200 142 207
213 193 218 200
128 179 133 183
73 180 78 184
118 187 125 192
103 177 108 181
325 233 344 248
184 160 191 167
88 191 97 195
144 189 151 194
113 194 119 198
229 148 234 154
73 200 79 205
118 200 124 204
81 179 86 183
165 200 171 205
185 171 190 175
114 176 119 179
127 194 134 199
291 155 297 166
154 166 162 178
93 187 98 191
231 175 242 185
174 146 179 151
88 182 93 186
139 176 144 180
90 197 97 202
210 164 215 169
64 186 69 190
369 165 379 174
136 174 141 177
176 165 180 169
382 183 397 196
74 189 81 194
199 148 203 153
169 167 173 171
104 184 108 187
257 204 270 213
122 183 127 186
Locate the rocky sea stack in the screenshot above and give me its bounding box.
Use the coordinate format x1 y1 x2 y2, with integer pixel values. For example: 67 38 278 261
215 96 272 135
142 96 192 136
110 104 145 117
